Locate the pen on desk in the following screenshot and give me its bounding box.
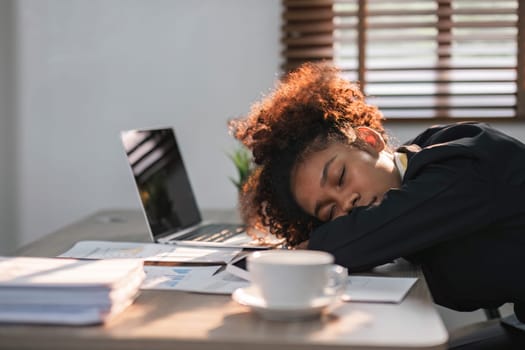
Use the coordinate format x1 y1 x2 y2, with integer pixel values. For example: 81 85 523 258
211 264 227 276
144 260 226 267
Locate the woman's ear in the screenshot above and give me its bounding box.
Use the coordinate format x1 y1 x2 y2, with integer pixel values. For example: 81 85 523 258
355 126 385 152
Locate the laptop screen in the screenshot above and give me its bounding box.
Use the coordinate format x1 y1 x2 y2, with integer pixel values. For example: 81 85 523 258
121 128 202 239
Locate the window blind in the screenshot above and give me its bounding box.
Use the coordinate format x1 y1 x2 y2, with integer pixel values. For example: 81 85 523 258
282 0 524 120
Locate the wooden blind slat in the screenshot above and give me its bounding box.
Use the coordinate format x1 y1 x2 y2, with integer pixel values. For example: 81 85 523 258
367 79 516 84
517 0 525 117
354 21 517 30
283 9 337 21
339 33 517 43
374 106 514 110
283 35 334 46
284 0 334 7
367 92 515 97
358 52 517 60
334 8 517 17
284 48 334 59
283 22 335 33
342 65 517 72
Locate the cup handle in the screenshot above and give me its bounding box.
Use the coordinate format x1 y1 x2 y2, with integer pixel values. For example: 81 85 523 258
324 264 348 298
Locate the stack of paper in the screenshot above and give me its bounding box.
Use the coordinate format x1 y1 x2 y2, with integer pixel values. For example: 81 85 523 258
0 256 145 325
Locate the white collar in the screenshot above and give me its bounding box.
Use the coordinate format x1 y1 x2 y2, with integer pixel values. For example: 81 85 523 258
393 152 407 179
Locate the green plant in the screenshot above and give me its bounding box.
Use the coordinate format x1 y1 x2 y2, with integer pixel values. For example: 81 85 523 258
228 145 253 191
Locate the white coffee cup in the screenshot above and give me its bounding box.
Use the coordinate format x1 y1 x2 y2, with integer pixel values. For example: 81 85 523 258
247 250 347 307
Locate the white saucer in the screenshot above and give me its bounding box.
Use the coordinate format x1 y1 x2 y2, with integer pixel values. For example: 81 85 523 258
232 285 337 321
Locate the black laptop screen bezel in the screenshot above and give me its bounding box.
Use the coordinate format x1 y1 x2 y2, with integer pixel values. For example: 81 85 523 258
121 127 203 240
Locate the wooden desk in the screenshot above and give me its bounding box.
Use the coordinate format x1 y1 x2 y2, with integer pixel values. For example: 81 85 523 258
3 209 448 350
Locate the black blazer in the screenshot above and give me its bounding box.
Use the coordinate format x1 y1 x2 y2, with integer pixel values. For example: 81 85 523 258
308 122 525 321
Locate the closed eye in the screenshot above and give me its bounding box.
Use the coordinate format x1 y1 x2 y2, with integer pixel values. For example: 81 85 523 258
338 166 345 186
328 204 336 221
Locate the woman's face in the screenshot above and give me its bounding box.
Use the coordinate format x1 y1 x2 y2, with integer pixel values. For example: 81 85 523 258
290 128 401 222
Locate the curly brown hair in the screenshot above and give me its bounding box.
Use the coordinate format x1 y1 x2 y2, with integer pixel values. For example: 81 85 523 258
229 62 387 247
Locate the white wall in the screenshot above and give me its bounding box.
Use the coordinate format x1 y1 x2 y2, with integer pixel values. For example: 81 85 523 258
0 0 17 254
13 0 281 248
6 0 525 251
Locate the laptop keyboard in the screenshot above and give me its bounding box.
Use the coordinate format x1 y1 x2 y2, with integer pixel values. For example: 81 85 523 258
176 223 245 243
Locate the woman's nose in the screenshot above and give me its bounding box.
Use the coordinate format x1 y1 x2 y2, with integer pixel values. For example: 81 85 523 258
332 193 360 219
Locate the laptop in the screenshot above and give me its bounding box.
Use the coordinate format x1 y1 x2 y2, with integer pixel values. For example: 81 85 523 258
120 127 262 249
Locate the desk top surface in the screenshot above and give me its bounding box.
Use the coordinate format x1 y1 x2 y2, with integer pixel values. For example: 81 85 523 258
3 209 448 350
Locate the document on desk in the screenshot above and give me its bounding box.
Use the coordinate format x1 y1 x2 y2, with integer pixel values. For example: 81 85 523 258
144 273 418 298
142 266 249 294
59 240 241 264
344 275 418 303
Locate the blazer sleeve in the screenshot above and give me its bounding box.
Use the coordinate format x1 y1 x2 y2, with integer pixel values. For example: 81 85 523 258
307 156 496 272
